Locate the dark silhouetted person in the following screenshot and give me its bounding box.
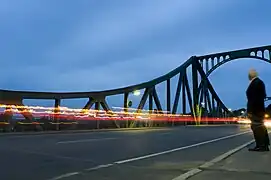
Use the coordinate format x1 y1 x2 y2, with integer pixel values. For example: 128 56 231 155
246 69 270 151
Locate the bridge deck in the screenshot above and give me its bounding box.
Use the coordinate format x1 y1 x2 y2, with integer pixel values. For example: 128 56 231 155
0 125 255 180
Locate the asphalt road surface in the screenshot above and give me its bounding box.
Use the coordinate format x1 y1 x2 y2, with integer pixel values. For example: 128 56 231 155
0 125 253 180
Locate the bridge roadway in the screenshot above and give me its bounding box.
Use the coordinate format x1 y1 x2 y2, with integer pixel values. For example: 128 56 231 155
0 125 253 180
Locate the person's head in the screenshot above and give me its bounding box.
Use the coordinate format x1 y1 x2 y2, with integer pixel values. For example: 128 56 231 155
248 69 258 81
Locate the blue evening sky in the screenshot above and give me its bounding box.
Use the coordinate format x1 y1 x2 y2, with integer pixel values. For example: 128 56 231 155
1 0 271 110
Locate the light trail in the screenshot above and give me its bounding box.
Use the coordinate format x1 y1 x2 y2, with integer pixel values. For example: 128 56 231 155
0 104 190 118
237 119 271 127
0 103 243 124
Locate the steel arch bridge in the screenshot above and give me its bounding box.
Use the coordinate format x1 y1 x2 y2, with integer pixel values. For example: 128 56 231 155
0 44 271 128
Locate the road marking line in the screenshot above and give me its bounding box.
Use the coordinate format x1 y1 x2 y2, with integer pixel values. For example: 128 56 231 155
172 168 202 180
50 172 80 180
56 137 118 144
199 139 255 168
172 131 271 180
171 139 255 180
114 131 250 164
85 164 114 171
48 131 251 180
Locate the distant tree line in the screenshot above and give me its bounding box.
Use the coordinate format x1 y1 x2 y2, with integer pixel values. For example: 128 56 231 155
230 104 271 117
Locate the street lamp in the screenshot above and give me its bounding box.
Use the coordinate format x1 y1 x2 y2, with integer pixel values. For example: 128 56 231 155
133 90 141 96
127 100 132 107
127 90 140 111
200 102 206 124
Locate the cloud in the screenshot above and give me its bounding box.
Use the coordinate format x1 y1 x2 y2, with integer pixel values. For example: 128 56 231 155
21 52 187 92
43 0 236 68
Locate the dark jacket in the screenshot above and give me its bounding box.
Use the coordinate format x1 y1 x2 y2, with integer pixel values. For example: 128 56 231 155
246 77 266 117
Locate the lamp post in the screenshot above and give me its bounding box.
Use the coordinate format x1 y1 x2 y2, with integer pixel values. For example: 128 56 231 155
200 102 206 124
127 90 141 128
226 108 232 124
127 90 141 111
240 111 245 119
194 102 205 126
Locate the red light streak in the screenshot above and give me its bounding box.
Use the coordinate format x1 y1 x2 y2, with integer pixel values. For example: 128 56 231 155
0 104 240 123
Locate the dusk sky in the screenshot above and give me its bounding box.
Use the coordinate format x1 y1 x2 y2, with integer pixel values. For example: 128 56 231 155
1 0 271 111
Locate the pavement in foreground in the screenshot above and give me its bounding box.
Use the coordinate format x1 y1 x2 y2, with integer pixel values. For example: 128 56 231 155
0 125 254 180
189 141 271 180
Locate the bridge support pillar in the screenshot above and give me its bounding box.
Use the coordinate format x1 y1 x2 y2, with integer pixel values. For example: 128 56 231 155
95 102 100 129
2 107 13 131
192 61 199 119
167 79 171 114
124 93 129 128
54 98 61 130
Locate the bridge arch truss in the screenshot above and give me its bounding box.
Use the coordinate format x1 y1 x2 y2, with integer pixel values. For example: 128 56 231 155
197 45 271 108
1 45 270 127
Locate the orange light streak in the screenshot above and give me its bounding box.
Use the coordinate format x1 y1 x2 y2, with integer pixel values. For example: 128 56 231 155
0 104 241 124
0 104 190 118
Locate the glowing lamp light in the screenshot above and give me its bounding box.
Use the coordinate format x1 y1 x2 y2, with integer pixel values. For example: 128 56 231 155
265 114 269 118
265 121 271 127
133 90 141 96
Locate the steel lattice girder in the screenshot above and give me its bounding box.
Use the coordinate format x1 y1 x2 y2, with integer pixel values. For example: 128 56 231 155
1 44 271 122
